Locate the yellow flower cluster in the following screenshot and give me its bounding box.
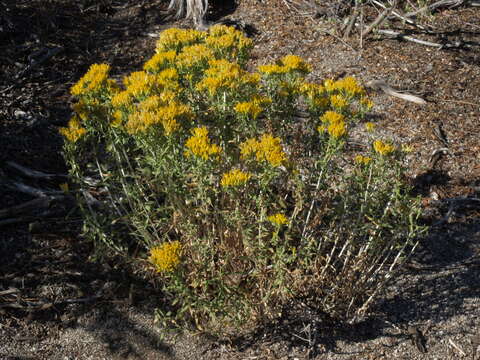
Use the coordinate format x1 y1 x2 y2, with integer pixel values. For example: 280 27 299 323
235 101 262 119
360 97 374 110
299 82 329 109
59 116 87 143
155 28 206 52
176 44 214 69
373 140 395 156
319 111 347 139
125 94 192 135
324 76 365 97
234 95 271 119
112 69 180 108
330 94 348 109
149 241 182 273
257 63 288 75
365 122 375 132
320 111 344 124
240 134 287 167
143 50 177 73
258 55 311 75
220 169 252 187
184 127 221 160
196 59 259 96
280 55 312 73
268 213 288 226
354 155 373 165
70 63 110 96
206 24 253 57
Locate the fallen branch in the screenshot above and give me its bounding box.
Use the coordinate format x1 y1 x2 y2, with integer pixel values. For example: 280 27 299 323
361 0 398 38
366 79 427 104
369 0 431 31
0 197 55 219
7 181 64 197
5 161 68 181
15 46 63 79
405 0 465 17
343 0 359 39
376 29 464 49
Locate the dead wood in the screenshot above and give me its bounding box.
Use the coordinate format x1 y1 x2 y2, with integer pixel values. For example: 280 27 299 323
361 0 398 38
366 79 427 104
376 29 465 48
5 161 68 181
404 0 465 18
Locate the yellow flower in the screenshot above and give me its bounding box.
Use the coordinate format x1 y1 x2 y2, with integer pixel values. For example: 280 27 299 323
299 82 325 99
221 169 252 187
321 111 344 124
373 140 395 156
327 121 347 139
149 241 182 273
360 97 374 110
335 76 365 96
184 127 221 160
330 94 348 109
257 63 288 75
354 155 373 165
70 63 110 96
155 28 205 52
176 44 214 68
71 100 89 121
401 144 414 153
143 51 177 73
125 99 191 135
112 110 123 127
59 116 87 143
239 137 259 159
240 134 287 167
111 91 132 108
280 55 311 73
365 122 375 132
317 124 327 133
324 79 336 92
268 213 288 226
234 101 263 119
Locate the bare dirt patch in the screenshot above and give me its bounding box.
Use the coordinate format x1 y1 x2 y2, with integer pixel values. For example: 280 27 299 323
1 0 479 359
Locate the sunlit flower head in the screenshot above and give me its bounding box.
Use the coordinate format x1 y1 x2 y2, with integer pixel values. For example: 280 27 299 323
373 140 395 156
184 126 221 160
240 134 287 167
335 76 365 96
70 63 110 96
365 122 375 132
59 116 87 143
143 51 177 73
257 63 288 75
156 28 205 52
221 169 252 187
360 97 374 110
234 101 263 119
327 120 347 139
321 111 345 124
268 213 288 226
354 155 373 165
149 241 182 273
330 94 348 109
280 55 311 73
176 44 214 68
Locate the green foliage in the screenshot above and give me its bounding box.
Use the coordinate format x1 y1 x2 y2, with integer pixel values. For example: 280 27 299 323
61 25 426 333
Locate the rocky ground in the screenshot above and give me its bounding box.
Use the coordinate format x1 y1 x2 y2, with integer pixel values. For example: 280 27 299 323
0 0 479 359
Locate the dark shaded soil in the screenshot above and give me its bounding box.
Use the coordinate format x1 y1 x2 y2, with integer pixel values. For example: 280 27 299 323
1 0 479 359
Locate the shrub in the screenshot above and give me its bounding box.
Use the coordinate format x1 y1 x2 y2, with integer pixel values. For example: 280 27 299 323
61 25 426 333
